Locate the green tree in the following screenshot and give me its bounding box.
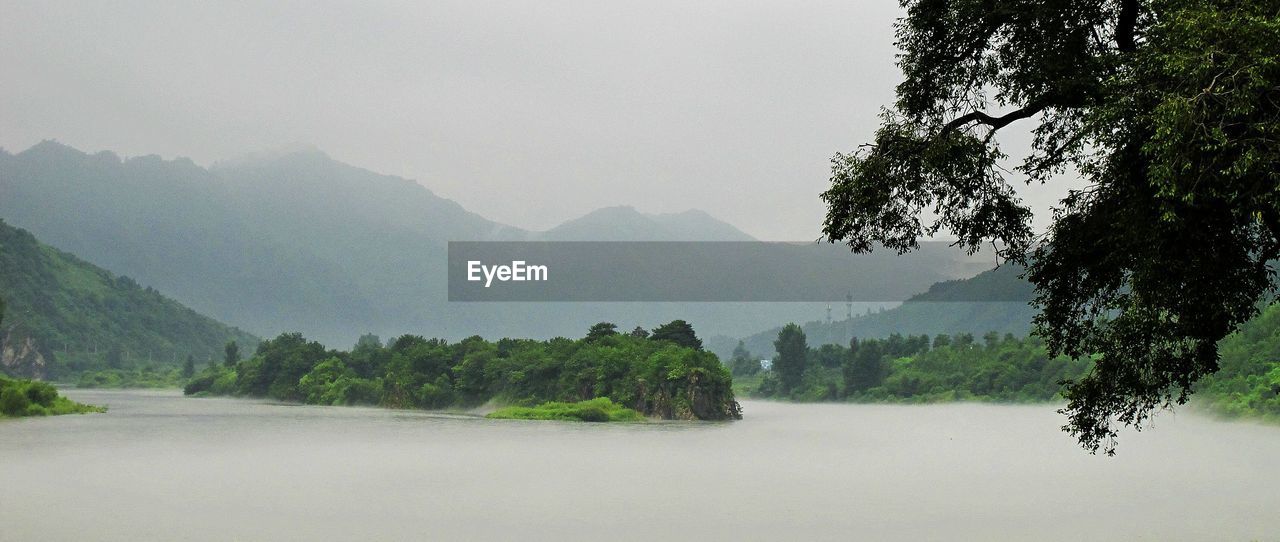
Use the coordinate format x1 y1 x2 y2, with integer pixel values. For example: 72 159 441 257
843 340 885 395
355 333 382 350
224 340 240 368
820 0 1280 453
585 322 619 342
773 324 807 394
650 320 703 350
1 386 31 415
629 326 649 339
182 354 196 378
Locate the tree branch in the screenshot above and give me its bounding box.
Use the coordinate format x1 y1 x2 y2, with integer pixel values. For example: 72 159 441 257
939 98 1051 137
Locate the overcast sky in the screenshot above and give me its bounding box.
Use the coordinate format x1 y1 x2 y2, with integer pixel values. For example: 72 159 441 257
1 1 1076 240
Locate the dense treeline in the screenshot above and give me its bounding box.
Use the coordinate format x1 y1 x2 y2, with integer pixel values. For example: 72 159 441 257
185 320 741 420
742 307 1280 418
741 326 1092 403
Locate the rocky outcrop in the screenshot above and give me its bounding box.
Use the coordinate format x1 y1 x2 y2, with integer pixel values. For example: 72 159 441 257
1 327 50 379
634 368 743 421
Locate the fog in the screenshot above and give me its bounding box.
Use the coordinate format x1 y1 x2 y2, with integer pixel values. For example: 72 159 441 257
0 1 1076 240
3 390 1276 541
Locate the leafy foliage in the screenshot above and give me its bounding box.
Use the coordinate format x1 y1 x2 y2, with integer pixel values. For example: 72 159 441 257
820 0 1280 453
0 375 104 417
185 320 742 421
649 320 703 350
487 397 644 422
773 324 807 393
1195 303 1280 418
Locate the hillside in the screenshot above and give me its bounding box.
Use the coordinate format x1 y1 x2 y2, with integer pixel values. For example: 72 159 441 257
713 265 1036 359
0 219 258 378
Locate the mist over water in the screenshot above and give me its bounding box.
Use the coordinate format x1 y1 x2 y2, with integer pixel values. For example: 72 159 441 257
1 390 1276 541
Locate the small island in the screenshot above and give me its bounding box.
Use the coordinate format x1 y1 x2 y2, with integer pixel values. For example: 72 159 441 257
0 375 104 418
185 320 742 422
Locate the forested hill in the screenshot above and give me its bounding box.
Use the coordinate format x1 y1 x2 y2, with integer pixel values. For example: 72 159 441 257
713 265 1036 359
0 219 258 379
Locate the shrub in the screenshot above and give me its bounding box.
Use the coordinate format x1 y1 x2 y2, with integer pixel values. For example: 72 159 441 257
1 387 32 416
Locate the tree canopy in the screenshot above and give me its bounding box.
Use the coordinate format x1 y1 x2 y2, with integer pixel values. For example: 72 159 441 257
650 320 703 351
821 0 1280 453
773 324 808 394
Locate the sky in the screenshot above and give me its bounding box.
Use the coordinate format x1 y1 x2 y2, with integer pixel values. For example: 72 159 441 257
0 1 1077 240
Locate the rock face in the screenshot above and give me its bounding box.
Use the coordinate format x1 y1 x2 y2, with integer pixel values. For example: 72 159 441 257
636 370 743 421
1 327 50 379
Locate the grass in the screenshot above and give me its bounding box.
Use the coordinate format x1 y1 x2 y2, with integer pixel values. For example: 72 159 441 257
487 397 645 422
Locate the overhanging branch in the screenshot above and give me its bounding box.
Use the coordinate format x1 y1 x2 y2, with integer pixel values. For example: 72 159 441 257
939 97 1052 137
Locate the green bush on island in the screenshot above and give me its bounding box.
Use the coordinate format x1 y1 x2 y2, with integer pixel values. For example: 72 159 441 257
0 375 105 417
488 398 645 422
184 321 742 421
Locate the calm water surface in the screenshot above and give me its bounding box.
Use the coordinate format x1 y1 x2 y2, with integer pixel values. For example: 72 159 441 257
2 389 1278 541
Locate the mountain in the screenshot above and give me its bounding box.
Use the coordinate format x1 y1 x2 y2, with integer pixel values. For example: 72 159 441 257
710 265 1036 360
0 219 258 378
0 141 988 347
539 206 756 241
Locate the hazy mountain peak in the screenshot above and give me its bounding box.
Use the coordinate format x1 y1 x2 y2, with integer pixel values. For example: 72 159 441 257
540 205 755 241
17 139 86 159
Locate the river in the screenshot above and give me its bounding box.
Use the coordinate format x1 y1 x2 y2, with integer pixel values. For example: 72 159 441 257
1 389 1277 541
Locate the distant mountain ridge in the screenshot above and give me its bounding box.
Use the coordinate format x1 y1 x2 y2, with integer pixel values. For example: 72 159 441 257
0 219 258 379
0 140 988 347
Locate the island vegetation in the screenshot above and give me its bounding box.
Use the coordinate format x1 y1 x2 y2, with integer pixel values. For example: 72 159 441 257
488 398 645 422
0 375 104 418
184 320 741 421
